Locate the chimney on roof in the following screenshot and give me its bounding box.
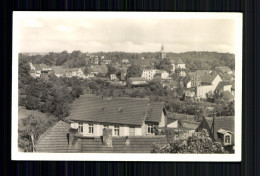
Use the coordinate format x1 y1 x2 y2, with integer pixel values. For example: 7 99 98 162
118 107 124 112
68 127 78 146
102 128 113 147
101 106 105 111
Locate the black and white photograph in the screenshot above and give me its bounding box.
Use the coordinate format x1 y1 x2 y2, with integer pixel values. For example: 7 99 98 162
12 12 242 161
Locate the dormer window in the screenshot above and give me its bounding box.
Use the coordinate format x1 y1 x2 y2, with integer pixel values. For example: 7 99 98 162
224 134 232 145
147 124 154 134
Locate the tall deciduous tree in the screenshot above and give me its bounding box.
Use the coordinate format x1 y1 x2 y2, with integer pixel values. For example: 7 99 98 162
126 65 142 79
155 58 172 73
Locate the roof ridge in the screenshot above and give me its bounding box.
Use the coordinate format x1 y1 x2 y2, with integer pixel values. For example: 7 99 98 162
35 120 61 145
60 120 70 131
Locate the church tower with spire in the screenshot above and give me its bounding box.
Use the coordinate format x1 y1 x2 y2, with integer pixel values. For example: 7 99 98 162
159 44 166 59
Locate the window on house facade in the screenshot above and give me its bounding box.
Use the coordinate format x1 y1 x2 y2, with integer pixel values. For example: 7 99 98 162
104 125 109 129
225 134 231 145
88 124 94 134
114 125 119 136
147 124 154 134
78 123 83 133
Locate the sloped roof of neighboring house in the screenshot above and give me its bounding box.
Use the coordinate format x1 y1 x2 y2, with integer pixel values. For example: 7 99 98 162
205 116 234 140
215 66 232 73
200 73 219 84
220 73 234 82
35 121 79 153
222 91 234 99
182 76 191 84
39 64 51 69
145 102 164 123
162 80 178 87
171 74 185 82
34 64 42 71
167 118 178 125
215 82 232 91
168 57 185 64
89 64 108 75
80 135 167 153
66 68 80 72
52 66 65 75
29 69 35 73
69 95 163 126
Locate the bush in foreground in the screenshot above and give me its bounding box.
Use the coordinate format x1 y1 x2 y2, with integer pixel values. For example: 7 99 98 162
152 129 223 153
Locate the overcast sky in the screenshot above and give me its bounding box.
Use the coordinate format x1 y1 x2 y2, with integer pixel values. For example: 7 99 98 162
17 15 237 53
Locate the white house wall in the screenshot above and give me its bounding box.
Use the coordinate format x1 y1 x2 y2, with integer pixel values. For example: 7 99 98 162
177 64 186 69
159 111 166 127
186 81 191 88
212 75 222 90
223 85 232 92
83 123 89 135
167 121 178 128
196 85 214 98
72 122 151 137
135 127 142 136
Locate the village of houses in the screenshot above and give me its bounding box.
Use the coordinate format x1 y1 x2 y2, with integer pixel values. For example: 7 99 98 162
21 44 235 153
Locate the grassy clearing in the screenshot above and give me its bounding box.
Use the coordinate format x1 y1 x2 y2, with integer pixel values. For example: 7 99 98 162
18 106 52 119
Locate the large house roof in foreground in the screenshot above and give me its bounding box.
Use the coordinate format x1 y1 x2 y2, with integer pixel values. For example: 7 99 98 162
69 95 164 126
36 120 167 153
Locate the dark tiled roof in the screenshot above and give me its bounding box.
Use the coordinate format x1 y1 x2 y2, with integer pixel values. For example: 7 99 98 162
200 73 219 84
80 136 167 153
171 74 185 82
145 102 164 123
52 66 65 74
89 65 108 75
220 73 234 82
167 118 178 125
182 76 191 84
39 64 51 69
69 95 163 126
206 116 234 140
35 121 79 153
29 69 35 73
34 64 42 71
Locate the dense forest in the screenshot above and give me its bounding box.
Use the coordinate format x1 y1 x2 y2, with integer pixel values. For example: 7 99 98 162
21 50 235 71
